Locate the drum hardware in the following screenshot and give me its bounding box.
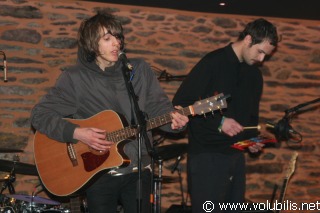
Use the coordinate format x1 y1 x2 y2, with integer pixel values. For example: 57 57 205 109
0 167 16 195
160 176 179 184
168 156 189 213
0 149 23 153
152 143 188 213
0 156 38 199
3 194 63 213
41 209 71 213
6 194 61 206
152 158 163 213
0 159 38 176
0 155 65 213
153 144 187 162
0 206 15 213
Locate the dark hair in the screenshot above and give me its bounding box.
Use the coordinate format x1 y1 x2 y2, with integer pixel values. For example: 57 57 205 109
238 18 279 46
78 12 124 62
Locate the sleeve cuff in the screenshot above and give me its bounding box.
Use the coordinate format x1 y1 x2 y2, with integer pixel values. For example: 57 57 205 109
63 122 79 143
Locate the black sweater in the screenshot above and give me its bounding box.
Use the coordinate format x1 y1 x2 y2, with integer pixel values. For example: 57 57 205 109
173 44 263 155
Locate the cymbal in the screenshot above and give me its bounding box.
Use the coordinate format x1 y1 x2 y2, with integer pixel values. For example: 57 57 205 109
0 148 23 153
154 143 187 161
162 176 180 184
6 194 60 205
0 159 38 176
153 175 179 183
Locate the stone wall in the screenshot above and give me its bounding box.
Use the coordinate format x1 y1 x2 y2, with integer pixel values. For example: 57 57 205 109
0 0 319 211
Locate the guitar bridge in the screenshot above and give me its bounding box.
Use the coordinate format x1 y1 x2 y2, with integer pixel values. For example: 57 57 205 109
67 143 78 166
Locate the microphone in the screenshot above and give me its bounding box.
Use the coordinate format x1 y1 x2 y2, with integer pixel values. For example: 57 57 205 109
266 118 297 141
171 155 184 174
118 51 133 71
0 51 7 82
267 98 319 145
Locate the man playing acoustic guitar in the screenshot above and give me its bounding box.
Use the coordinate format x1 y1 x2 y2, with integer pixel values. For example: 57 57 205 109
30 11 188 213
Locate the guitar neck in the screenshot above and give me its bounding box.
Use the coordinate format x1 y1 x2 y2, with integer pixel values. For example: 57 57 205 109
146 106 192 130
105 93 228 143
275 178 288 213
276 152 298 213
106 106 193 142
278 178 289 203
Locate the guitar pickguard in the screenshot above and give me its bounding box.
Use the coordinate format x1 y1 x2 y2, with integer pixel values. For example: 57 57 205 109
81 152 110 172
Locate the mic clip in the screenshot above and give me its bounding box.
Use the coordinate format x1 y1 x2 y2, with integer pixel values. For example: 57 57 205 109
171 155 184 174
118 51 133 71
266 116 302 147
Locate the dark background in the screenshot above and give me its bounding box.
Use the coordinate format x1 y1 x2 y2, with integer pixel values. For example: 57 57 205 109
89 0 320 20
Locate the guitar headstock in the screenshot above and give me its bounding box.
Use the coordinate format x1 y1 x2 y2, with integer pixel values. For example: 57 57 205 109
286 151 298 179
192 93 229 116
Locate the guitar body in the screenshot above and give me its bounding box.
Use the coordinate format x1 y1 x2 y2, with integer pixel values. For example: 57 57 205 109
34 110 131 196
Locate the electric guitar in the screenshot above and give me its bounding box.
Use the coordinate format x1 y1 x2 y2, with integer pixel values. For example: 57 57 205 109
34 93 229 196
276 151 298 213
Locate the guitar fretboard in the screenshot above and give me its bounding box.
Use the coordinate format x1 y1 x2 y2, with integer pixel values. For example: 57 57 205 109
104 93 228 143
106 107 191 143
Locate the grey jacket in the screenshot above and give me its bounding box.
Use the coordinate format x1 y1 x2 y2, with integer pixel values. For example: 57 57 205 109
31 53 176 173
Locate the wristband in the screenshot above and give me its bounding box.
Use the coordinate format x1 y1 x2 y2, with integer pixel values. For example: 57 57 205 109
218 116 226 133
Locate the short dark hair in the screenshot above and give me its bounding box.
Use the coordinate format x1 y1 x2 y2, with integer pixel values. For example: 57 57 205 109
238 18 279 46
78 11 124 62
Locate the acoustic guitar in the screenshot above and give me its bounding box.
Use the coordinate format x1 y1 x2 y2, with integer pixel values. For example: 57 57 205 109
34 93 229 196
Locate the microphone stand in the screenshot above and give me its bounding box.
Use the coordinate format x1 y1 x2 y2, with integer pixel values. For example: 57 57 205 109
120 62 157 213
171 156 187 212
157 70 187 82
285 97 320 116
283 97 320 139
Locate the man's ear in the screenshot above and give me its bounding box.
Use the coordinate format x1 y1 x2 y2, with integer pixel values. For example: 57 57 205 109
244 34 252 46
